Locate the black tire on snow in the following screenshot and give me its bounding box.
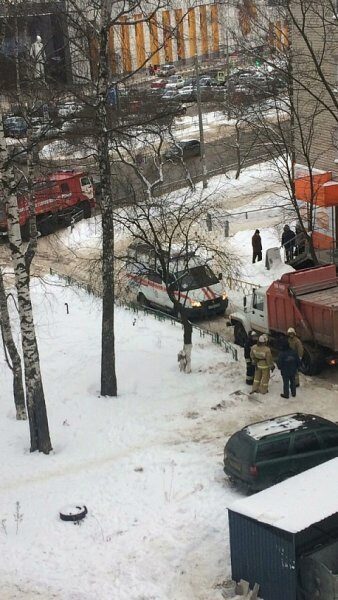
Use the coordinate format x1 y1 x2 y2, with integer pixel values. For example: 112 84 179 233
300 345 324 376
59 505 88 522
38 214 56 237
137 293 149 307
234 322 248 347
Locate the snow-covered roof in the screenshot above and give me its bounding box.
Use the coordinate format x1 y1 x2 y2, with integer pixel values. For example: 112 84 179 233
244 413 309 440
229 458 338 534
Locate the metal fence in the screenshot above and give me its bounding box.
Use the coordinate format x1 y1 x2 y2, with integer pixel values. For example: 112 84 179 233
225 275 259 295
49 267 238 361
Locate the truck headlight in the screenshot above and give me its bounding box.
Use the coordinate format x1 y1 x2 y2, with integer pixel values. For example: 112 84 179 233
222 293 227 300
190 300 202 307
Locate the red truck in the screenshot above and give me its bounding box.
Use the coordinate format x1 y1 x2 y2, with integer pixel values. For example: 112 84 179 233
229 265 338 375
0 170 95 239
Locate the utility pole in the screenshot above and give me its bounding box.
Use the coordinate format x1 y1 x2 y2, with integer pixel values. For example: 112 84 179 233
194 53 207 189
225 1 231 119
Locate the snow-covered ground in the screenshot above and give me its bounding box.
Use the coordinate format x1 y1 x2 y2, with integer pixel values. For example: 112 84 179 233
51 162 291 285
1 278 338 599
175 102 288 141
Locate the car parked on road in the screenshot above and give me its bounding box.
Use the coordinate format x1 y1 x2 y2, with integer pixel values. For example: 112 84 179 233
157 63 176 77
198 76 219 87
57 101 82 118
163 139 201 160
165 75 185 90
151 78 167 89
161 90 187 115
3 115 27 138
178 86 197 102
161 89 181 101
224 413 338 492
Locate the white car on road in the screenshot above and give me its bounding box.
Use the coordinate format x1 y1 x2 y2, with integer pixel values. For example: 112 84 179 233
165 75 185 90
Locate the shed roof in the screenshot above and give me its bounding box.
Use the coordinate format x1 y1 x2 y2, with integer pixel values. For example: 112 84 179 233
229 458 338 534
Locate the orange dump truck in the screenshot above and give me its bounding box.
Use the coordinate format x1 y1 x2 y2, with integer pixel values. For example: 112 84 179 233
229 265 338 375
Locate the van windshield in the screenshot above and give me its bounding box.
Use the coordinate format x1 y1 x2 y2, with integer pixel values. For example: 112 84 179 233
173 265 219 291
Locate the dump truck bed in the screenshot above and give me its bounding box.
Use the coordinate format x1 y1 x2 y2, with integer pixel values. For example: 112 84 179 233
267 265 338 351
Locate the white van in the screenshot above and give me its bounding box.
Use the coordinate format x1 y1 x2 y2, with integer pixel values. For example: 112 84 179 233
127 243 228 317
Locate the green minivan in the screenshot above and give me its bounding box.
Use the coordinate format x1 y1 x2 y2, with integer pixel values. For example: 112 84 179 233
223 413 338 492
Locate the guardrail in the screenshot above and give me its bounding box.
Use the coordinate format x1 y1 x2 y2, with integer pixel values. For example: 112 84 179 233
49 267 238 361
225 275 259 295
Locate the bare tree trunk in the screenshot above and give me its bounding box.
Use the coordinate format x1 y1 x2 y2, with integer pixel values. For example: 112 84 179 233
234 122 241 180
0 118 52 453
97 15 117 396
0 268 27 420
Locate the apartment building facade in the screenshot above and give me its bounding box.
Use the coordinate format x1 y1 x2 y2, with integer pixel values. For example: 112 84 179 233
292 0 338 250
0 1 286 86
86 1 285 78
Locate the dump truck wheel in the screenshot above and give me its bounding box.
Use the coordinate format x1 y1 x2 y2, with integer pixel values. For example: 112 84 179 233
300 346 323 376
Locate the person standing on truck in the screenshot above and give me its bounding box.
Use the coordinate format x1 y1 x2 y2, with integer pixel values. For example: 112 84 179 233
252 229 262 263
250 334 275 395
244 331 258 385
277 338 301 398
281 225 296 261
295 223 306 256
287 327 303 387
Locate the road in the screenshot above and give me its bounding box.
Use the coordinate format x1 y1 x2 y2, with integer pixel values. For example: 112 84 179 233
92 122 287 205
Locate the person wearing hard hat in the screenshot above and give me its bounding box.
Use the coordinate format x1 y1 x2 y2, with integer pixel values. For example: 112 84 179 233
287 327 303 387
244 331 258 385
250 334 275 394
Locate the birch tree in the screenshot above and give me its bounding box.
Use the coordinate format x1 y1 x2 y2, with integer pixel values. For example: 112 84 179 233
0 116 52 453
0 267 26 420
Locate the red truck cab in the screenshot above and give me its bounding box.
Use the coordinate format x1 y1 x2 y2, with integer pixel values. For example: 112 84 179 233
0 169 95 238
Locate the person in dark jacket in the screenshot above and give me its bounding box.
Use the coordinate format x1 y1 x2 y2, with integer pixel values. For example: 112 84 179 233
281 225 296 261
295 223 306 256
252 229 262 263
277 338 301 399
244 331 258 385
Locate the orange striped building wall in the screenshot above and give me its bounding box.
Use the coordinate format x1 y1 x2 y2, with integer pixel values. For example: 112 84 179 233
87 2 286 77
104 2 222 75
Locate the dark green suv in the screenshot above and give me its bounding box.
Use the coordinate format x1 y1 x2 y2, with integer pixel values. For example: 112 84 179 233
223 413 338 492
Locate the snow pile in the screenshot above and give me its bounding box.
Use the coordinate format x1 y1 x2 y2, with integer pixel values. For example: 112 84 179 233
40 139 95 161
225 228 294 286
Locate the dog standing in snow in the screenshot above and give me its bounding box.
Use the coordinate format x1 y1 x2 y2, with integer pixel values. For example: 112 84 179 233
177 350 187 372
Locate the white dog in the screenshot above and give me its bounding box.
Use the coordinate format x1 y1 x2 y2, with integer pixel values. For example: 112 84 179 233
177 350 187 372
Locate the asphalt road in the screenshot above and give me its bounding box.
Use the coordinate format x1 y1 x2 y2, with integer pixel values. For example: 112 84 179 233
99 123 286 205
